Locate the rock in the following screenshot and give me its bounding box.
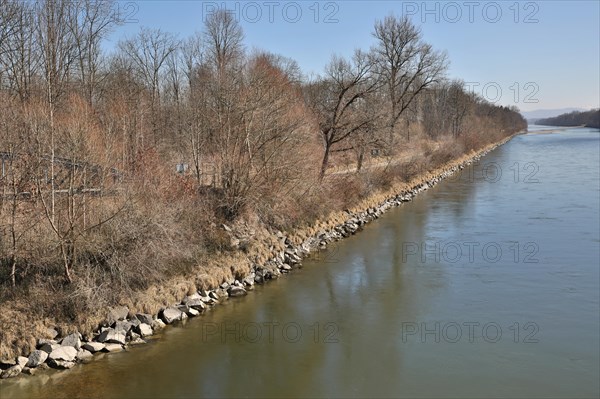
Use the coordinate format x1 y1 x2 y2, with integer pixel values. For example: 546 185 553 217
48 346 78 362
0 365 22 379
60 333 82 350
16 356 28 368
45 327 59 340
135 323 153 338
129 337 146 345
151 319 166 330
187 308 200 317
48 359 75 369
0 358 16 369
219 282 230 289
136 313 154 325
227 286 247 297
113 320 133 334
107 306 129 325
208 291 219 300
26 350 48 368
82 342 105 353
39 343 61 354
216 288 229 298
76 349 93 361
103 343 123 353
97 328 127 345
243 275 255 286
22 367 36 375
161 307 184 324
36 339 57 348
183 292 201 302
183 297 205 311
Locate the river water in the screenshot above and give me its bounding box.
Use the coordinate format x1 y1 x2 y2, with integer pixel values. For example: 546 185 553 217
2 127 599 398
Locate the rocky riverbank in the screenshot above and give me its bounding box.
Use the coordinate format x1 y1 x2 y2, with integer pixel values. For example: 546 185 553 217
0 134 516 380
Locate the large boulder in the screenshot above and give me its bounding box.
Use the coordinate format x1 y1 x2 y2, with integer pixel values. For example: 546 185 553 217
37 339 57 348
76 349 93 361
0 358 16 370
60 333 82 350
48 359 75 369
82 342 105 353
26 350 48 368
0 365 22 379
103 343 123 353
113 320 133 334
161 307 184 324
129 337 146 345
16 356 28 368
135 323 153 338
97 328 127 345
135 313 154 325
189 308 200 317
151 319 166 330
48 346 78 362
183 296 206 311
227 286 247 298
39 343 61 354
107 306 129 325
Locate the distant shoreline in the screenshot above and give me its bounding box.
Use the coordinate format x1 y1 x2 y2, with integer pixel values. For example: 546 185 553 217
526 125 587 134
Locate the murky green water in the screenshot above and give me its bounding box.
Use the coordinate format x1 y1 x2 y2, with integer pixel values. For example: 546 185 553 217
2 127 599 398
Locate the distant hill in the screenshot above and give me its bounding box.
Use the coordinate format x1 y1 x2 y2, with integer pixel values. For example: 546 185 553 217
522 108 585 122
535 109 600 129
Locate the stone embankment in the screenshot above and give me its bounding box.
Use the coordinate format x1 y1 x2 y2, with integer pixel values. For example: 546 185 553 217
0 137 512 380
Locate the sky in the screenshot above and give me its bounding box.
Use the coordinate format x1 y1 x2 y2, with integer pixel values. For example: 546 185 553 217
105 0 600 112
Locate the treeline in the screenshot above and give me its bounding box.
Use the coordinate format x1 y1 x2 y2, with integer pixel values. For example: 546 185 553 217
0 0 525 356
536 109 600 128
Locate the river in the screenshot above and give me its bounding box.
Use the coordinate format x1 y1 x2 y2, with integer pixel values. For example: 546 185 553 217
2 126 599 398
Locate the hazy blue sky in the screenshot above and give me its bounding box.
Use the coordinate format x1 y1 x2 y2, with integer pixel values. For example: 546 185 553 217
107 0 600 112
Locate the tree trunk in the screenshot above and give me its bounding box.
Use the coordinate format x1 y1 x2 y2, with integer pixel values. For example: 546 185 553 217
320 142 332 180
356 148 364 172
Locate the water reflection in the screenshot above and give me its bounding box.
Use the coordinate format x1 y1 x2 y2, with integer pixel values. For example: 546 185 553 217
2 128 598 398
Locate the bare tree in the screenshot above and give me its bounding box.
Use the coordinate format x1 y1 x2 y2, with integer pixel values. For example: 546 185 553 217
446 80 472 138
422 80 472 139
68 0 119 105
372 15 447 148
0 0 21 56
36 0 78 229
119 28 179 105
203 10 244 79
305 50 380 179
118 27 179 146
0 1 40 101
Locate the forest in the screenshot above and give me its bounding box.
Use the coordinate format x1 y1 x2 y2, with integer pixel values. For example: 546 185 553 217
0 0 526 359
536 109 600 128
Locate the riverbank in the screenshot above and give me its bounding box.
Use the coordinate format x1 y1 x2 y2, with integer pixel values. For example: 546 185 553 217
527 126 585 134
0 133 518 380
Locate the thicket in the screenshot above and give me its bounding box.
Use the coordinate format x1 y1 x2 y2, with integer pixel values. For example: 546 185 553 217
0 1 526 358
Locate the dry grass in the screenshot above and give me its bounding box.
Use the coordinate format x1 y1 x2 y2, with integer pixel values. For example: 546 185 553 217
0 132 517 360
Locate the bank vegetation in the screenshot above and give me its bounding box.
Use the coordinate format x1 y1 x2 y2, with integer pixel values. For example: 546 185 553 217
0 0 526 359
